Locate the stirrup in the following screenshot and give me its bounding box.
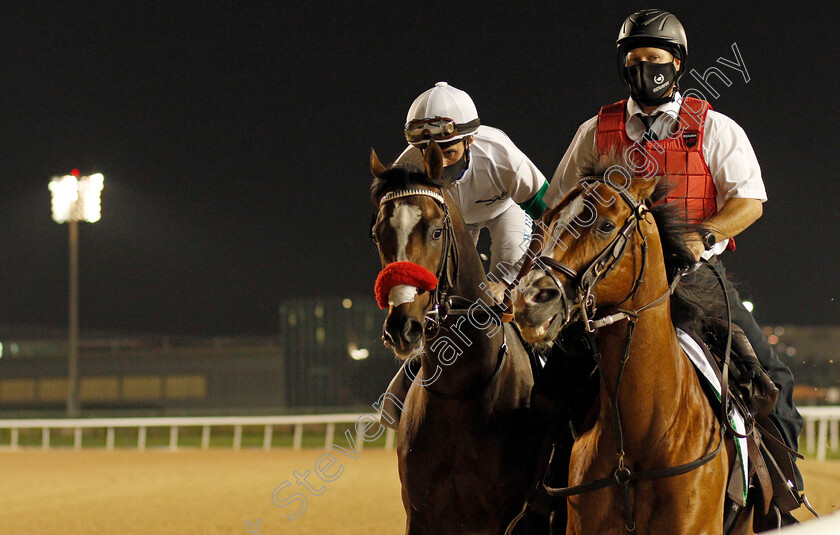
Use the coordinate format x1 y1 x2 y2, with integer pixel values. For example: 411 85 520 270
801 493 820 519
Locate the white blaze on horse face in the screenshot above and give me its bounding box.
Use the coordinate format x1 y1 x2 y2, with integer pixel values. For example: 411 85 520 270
390 202 423 262
387 201 424 306
389 284 418 307
550 198 586 246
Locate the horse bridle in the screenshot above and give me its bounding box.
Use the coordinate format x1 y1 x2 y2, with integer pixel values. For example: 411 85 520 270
532 176 652 334
512 176 724 533
374 188 510 399
374 187 460 337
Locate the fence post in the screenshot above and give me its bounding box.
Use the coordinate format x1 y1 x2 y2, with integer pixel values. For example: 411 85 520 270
263 425 273 451
831 419 839 453
169 426 179 451
385 428 396 451
42 428 50 450
106 427 115 451
325 423 335 450
817 418 829 462
233 425 242 451
201 425 211 450
293 424 303 451
74 427 82 450
138 427 147 451
806 417 816 454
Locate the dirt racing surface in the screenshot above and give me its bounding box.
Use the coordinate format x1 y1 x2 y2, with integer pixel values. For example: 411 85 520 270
0 449 836 534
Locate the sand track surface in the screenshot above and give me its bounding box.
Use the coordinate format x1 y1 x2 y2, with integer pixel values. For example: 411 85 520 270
0 449 837 534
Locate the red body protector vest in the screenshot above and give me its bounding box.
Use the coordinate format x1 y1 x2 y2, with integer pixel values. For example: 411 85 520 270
596 97 734 250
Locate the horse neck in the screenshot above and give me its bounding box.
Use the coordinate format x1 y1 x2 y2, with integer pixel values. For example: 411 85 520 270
419 196 504 394
595 243 700 453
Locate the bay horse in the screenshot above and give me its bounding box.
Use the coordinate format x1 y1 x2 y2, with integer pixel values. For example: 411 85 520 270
369 142 544 534
512 157 752 534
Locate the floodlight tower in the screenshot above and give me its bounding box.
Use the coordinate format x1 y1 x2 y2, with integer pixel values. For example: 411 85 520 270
49 170 103 417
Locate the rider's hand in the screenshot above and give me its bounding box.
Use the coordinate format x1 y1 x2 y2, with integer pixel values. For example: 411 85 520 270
487 281 506 304
686 234 705 263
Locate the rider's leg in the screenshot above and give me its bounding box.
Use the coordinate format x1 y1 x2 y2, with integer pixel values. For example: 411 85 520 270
484 204 533 301
701 260 804 487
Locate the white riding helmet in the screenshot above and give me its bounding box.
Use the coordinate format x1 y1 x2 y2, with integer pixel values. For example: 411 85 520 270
404 82 481 146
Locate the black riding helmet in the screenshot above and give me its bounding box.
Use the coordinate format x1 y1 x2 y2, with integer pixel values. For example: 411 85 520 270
616 9 688 85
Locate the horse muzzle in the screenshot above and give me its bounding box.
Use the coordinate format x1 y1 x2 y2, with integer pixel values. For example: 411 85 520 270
513 271 573 344
382 306 427 357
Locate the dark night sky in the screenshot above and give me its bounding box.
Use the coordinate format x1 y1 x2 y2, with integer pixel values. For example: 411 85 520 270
0 2 837 336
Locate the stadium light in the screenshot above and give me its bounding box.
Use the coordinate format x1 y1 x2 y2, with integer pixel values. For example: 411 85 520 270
49 170 104 417
348 343 369 361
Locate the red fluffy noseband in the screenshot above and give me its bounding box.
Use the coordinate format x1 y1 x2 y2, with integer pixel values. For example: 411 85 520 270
374 261 438 309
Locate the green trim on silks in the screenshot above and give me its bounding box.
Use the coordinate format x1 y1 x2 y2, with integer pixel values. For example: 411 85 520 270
518 181 549 219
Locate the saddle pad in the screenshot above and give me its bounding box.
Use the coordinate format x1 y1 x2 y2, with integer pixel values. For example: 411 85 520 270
676 328 748 503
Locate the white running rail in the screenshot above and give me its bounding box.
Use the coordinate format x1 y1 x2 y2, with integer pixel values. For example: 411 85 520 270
0 407 835 460
0 413 396 452
799 406 840 462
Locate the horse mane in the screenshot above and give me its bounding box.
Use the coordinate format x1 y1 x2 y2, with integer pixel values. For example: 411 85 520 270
577 154 727 333
370 164 443 205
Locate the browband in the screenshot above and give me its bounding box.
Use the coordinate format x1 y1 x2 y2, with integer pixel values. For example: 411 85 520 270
380 188 445 206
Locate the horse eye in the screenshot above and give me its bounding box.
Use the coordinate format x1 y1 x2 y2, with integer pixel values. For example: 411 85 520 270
432 228 443 240
598 220 615 234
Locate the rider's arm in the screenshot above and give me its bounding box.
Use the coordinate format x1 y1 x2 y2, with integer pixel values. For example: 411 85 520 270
489 130 550 219
509 157 548 219
517 180 549 220
543 116 599 210
696 198 763 243
687 111 767 260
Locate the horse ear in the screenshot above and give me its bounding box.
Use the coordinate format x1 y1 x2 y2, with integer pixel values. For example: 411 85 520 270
630 175 660 203
423 141 443 181
370 148 388 178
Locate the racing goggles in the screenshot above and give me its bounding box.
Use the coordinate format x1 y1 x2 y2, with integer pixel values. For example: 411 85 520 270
404 117 480 144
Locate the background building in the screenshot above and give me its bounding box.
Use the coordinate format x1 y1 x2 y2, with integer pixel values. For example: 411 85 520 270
0 296 396 416
0 307 836 416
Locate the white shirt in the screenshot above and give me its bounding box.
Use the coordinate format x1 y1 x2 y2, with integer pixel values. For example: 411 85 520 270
543 92 767 256
396 125 547 225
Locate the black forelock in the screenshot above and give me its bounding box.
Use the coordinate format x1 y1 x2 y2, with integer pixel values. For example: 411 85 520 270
370 164 443 206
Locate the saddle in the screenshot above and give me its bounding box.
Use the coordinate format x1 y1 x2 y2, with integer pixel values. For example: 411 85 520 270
697 318 807 532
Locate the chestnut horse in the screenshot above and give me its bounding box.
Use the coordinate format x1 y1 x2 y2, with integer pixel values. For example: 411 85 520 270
370 143 544 534
512 159 752 534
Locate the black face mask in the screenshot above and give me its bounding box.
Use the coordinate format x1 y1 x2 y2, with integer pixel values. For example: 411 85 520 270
441 147 470 182
624 62 677 106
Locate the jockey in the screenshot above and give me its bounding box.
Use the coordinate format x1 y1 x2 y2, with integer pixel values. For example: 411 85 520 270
396 82 549 294
543 7 804 500
376 83 550 432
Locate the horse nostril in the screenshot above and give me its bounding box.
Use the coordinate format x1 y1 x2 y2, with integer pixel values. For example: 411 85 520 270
382 328 396 347
533 288 560 304
402 319 424 344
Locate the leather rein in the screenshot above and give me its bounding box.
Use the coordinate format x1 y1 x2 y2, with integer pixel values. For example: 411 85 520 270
521 177 725 532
